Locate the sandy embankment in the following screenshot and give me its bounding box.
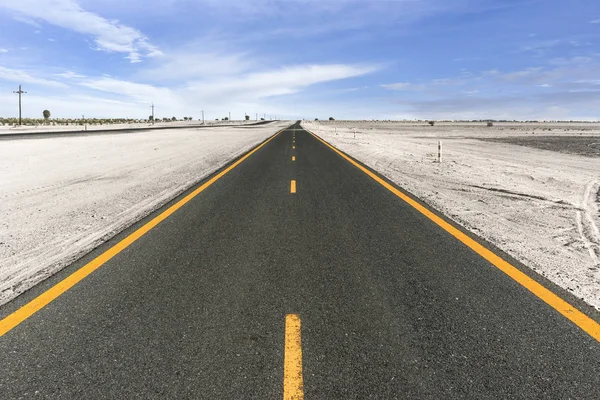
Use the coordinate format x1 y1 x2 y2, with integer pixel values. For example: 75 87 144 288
0 119 260 136
303 120 600 310
0 122 289 305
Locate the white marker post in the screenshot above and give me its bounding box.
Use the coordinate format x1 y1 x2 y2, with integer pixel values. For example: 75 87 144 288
438 140 443 163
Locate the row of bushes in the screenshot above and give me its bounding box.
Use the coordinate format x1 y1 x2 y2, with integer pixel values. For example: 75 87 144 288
0 117 198 126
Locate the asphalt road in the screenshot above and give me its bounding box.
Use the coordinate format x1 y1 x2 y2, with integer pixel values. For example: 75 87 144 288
1 121 599 399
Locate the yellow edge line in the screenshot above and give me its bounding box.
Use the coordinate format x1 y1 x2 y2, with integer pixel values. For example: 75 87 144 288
0 127 288 337
306 128 600 343
284 314 304 400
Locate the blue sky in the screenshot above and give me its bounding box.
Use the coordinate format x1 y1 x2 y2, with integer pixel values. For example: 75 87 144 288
0 0 599 120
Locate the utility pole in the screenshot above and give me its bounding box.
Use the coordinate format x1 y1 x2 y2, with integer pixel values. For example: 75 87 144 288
202 110 204 124
256 113 258 121
229 111 231 121
150 103 155 125
13 85 27 126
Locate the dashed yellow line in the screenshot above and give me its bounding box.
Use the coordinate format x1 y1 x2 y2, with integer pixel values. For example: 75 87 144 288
306 128 600 343
290 180 297 193
293 146 296 149
292 156 296 161
284 314 304 400
0 127 289 337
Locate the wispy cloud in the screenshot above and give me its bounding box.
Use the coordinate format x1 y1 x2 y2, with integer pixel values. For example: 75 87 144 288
54 71 86 79
187 64 379 102
77 77 178 104
140 49 254 82
381 82 412 90
381 77 469 92
0 0 162 63
0 66 67 88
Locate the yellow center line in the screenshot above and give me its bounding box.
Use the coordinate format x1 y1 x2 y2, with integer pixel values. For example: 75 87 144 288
292 156 296 161
0 127 289 337
284 314 304 400
290 180 297 193
293 146 296 149
306 128 600 343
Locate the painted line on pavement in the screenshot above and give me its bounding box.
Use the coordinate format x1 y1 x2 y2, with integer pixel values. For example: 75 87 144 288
0 126 289 337
284 314 304 400
290 180 297 194
306 128 600 343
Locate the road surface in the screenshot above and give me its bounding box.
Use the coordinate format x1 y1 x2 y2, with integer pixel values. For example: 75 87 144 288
1 122 599 399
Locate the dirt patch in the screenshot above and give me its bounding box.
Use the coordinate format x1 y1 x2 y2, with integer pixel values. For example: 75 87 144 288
480 136 600 158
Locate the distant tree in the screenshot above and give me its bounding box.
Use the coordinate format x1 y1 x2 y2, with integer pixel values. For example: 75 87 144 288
183 117 188 121
245 115 250 121
149 115 154 121
43 110 51 122
428 121 435 126
223 117 229 121
487 122 494 127
260 118 265 121
315 118 319 121
172 116 177 121
329 117 335 121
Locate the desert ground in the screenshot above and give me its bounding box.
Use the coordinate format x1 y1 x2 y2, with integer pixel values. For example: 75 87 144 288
0 122 288 305
302 120 600 310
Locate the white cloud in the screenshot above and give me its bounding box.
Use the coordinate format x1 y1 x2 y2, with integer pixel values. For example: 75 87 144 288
78 77 176 103
187 64 378 102
0 0 162 63
381 82 412 90
0 67 68 87
140 50 254 81
54 71 86 79
0 49 8 53
381 78 468 92
590 19 600 23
